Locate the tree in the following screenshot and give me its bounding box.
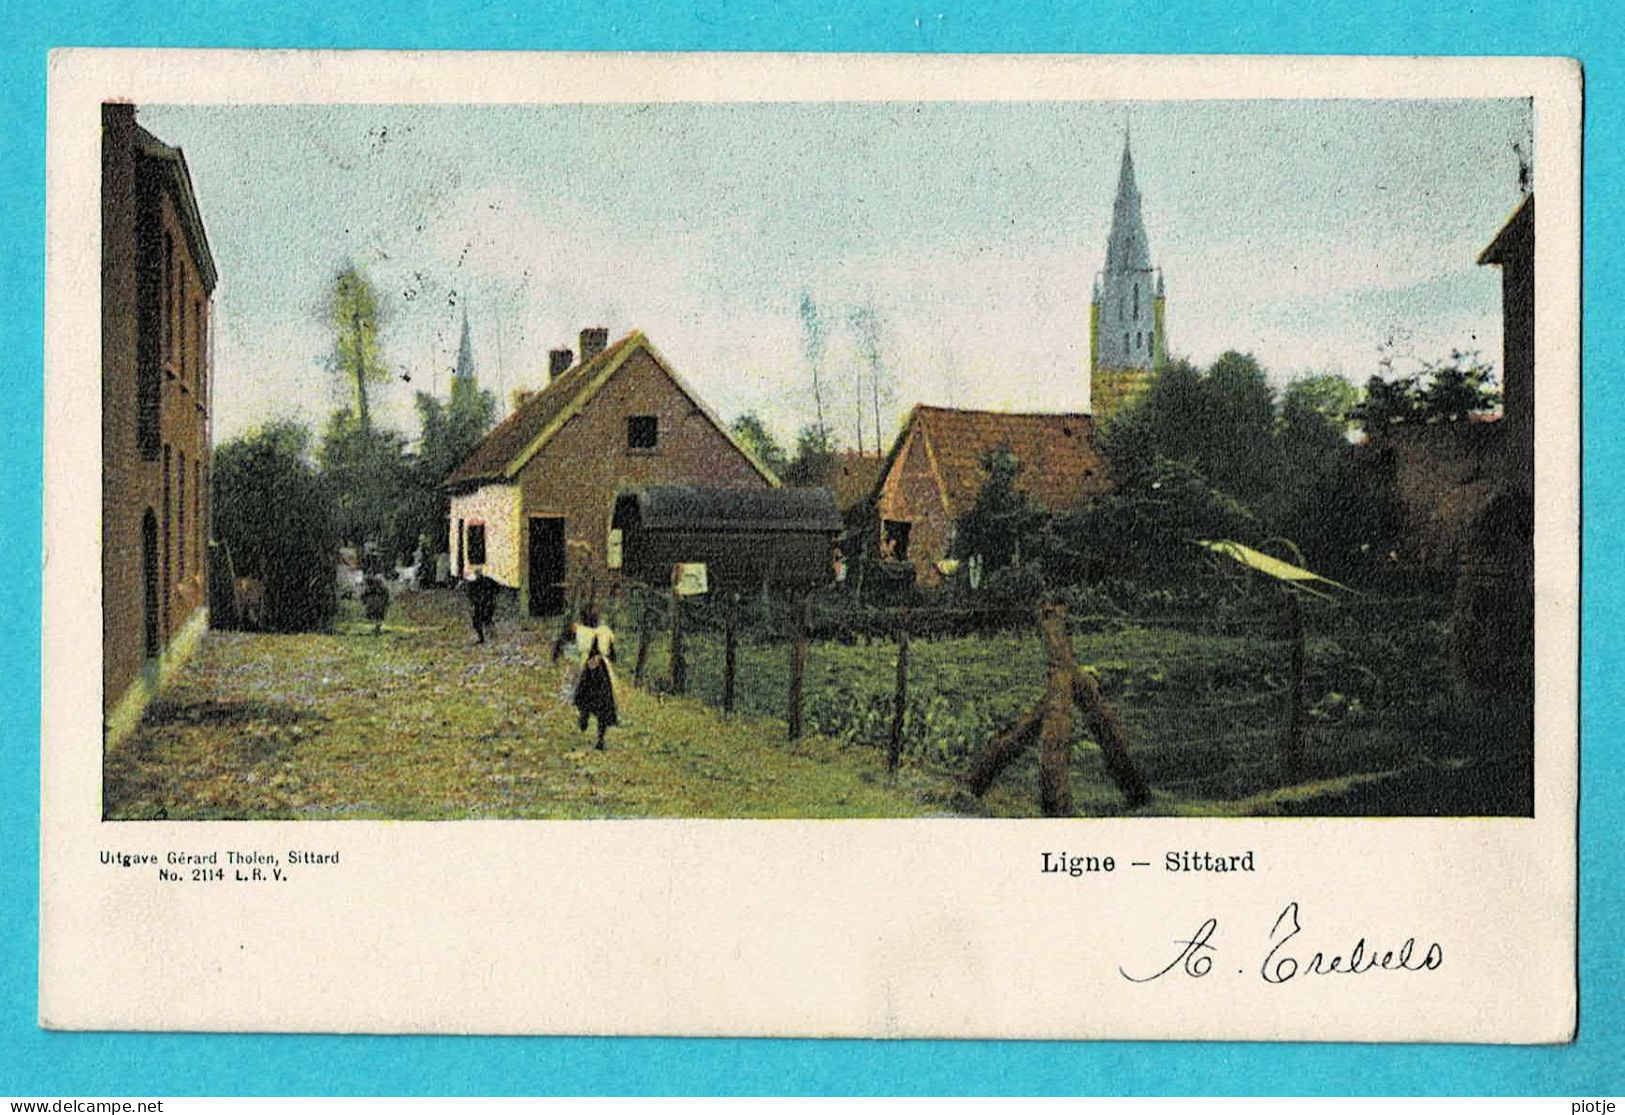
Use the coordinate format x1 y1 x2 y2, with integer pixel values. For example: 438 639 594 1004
951 446 1045 573
328 264 391 433
782 422 838 487
1351 373 1422 430
1351 349 1500 431
1418 349 1500 422
848 302 895 456
797 292 829 446
728 412 790 479
1267 373 1360 529
318 409 412 561
1102 352 1278 504
404 377 498 561
1045 457 1257 583
212 421 338 632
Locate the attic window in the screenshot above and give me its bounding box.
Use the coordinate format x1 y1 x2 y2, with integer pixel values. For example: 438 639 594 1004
627 415 659 451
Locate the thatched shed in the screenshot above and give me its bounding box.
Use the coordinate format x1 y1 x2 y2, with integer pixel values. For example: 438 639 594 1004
612 485 843 591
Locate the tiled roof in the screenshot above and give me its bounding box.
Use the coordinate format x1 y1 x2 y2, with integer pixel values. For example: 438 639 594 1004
828 451 887 512
907 405 1110 516
445 330 781 491
445 331 646 488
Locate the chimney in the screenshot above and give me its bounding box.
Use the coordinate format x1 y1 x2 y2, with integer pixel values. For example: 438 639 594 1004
511 388 534 412
579 327 609 364
548 348 573 379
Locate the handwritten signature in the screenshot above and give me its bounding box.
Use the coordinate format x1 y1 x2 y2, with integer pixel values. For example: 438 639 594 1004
1118 902 1444 984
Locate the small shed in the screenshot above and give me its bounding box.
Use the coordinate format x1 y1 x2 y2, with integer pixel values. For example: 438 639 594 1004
612 485 843 591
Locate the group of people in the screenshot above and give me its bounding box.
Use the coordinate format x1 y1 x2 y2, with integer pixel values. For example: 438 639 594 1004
462 570 619 750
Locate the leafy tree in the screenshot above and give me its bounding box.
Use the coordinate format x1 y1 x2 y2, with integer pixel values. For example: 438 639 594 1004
728 412 790 479
1266 373 1360 529
328 264 391 433
1351 350 1499 431
951 446 1045 574
1045 457 1257 583
1103 352 1277 504
1198 351 1278 503
1351 373 1422 429
1418 349 1500 422
318 409 412 561
782 422 838 487
212 421 338 632
401 378 498 563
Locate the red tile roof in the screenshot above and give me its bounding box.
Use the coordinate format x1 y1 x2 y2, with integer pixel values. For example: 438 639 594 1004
828 451 887 512
903 405 1110 516
446 331 642 488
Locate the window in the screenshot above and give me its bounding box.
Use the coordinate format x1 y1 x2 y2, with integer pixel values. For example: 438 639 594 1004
1133 282 1140 320
1123 332 1130 354
627 415 659 450
1136 331 1143 350
466 522 487 566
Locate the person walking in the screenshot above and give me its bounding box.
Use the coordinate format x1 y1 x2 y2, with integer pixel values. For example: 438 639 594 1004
552 604 618 750
465 568 500 644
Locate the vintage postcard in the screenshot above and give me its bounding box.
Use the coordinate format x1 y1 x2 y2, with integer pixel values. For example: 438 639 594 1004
40 50 1579 1039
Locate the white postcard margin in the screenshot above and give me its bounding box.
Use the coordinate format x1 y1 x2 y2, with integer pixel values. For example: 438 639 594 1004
40 50 1581 1041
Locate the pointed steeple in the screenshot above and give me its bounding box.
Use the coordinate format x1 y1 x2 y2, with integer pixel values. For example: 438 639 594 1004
1104 133 1150 273
454 307 476 381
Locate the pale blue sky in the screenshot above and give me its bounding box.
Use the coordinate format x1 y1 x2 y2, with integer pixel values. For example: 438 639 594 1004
140 98 1531 450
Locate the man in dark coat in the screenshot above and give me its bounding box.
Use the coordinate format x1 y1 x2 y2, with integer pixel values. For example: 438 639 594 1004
465 569 500 644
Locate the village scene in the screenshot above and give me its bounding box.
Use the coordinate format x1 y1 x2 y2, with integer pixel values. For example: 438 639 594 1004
100 99 1536 820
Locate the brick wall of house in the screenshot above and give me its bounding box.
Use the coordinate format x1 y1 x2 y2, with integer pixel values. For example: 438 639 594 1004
102 105 213 725
875 425 953 584
515 347 769 608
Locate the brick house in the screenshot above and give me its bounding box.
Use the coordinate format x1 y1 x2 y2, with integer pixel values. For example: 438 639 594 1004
446 329 780 614
102 104 217 746
871 405 1110 584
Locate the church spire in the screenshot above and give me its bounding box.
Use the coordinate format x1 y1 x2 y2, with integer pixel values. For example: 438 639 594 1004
1104 132 1151 273
454 306 476 381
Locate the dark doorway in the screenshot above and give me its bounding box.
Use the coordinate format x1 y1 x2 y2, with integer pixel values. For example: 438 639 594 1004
881 519 912 561
142 509 160 658
528 516 566 616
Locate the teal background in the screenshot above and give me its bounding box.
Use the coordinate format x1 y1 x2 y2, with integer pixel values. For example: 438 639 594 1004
1 1 1615 1097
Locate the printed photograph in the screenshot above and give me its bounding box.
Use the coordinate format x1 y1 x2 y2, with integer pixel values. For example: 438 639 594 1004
100 96 1537 821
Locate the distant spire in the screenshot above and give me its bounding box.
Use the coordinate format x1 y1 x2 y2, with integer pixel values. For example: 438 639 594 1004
454 306 475 381
1104 131 1151 273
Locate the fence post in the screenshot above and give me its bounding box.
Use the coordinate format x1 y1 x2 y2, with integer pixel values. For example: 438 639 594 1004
669 589 687 695
1071 669 1152 808
722 594 738 717
634 596 652 686
1282 588 1306 781
1035 605 1077 817
787 593 811 741
887 620 910 772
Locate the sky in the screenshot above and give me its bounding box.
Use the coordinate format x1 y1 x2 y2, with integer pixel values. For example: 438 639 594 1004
139 97 1532 452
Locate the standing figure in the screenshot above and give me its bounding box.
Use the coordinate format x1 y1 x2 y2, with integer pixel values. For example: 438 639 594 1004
552 605 618 750
465 569 500 644
360 574 390 636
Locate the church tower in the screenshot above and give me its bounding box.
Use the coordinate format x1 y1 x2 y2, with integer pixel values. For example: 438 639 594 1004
1090 131 1167 424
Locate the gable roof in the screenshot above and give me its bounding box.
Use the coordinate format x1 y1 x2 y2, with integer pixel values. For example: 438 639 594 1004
877 405 1110 518
828 451 887 513
446 331 781 490
1478 193 1533 266
134 123 218 294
